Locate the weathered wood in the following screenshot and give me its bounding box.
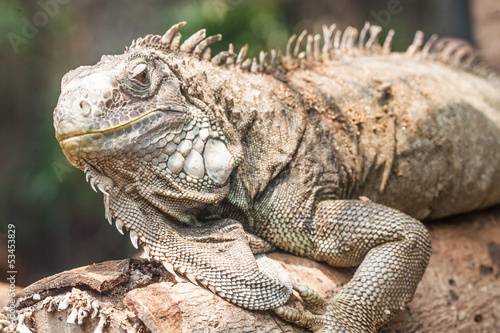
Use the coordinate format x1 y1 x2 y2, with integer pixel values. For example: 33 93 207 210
2 206 500 332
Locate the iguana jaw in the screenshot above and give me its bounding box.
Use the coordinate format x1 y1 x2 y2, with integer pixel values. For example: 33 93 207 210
56 106 186 142
57 108 184 169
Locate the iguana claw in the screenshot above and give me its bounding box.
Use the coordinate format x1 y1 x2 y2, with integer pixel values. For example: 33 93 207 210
274 303 325 332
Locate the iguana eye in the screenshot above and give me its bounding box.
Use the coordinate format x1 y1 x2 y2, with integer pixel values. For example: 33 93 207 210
136 69 149 84
130 63 150 85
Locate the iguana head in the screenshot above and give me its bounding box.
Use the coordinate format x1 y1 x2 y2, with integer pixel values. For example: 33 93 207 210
53 22 291 309
55 22 239 221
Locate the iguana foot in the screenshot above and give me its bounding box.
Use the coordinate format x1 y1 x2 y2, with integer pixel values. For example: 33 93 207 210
274 284 326 332
275 284 376 332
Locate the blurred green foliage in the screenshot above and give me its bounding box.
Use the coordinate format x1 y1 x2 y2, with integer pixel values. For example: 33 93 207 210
161 0 291 57
0 1 22 47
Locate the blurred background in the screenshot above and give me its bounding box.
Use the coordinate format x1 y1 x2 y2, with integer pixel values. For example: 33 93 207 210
0 0 498 287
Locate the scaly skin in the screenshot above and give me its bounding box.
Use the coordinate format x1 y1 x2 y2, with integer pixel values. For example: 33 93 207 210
53 22 500 332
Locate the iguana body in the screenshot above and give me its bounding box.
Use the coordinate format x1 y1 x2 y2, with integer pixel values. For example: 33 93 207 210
53 22 500 332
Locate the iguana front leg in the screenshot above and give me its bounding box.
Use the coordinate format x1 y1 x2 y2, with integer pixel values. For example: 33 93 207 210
274 200 432 332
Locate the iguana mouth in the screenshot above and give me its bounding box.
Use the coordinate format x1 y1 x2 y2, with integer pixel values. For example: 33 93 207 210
56 107 185 142
58 109 186 166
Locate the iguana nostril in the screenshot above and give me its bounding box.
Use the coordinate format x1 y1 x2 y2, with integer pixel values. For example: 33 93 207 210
79 100 92 117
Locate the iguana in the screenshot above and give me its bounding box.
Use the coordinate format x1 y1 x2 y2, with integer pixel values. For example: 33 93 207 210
53 21 500 332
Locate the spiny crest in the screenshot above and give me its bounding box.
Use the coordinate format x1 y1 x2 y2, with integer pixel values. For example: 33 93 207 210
280 21 495 79
284 22 392 60
128 21 497 80
129 21 222 61
128 21 279 73
128 21 393 74
415 35 480 68
404 29 499 81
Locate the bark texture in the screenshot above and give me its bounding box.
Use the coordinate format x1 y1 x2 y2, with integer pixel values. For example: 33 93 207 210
3 206 500 333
